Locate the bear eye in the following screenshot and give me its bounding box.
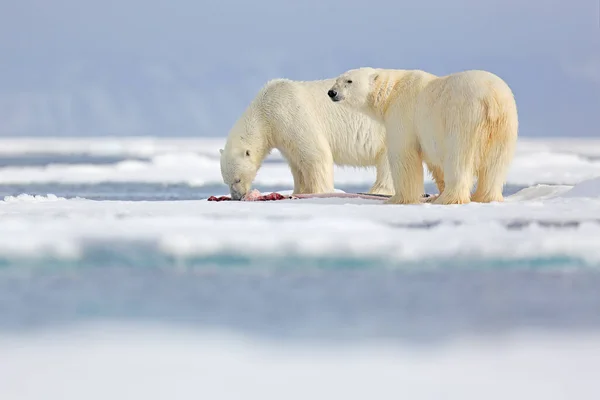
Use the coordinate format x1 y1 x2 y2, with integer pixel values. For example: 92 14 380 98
235 178 241 184
245 150 250 156
346 80 352 84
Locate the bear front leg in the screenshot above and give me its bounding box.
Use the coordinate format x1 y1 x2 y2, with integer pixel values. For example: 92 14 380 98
368 151 395 196
385 143 424 205
290 164 306 194
299 145 335 194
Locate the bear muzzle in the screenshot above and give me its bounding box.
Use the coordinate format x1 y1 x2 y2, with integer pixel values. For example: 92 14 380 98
230 188 245 200
327 89 340 102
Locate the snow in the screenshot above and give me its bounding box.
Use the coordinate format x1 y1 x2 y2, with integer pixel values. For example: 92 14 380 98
0 137 228 158
1 137 600 399
0 137 599 186
0 323 599 400
2 193 69 203
0 137 599 263
0 181 598 264
560 177 600 198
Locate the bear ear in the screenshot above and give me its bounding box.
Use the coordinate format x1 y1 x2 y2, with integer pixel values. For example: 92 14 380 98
219 148 224 154
245 150 250 157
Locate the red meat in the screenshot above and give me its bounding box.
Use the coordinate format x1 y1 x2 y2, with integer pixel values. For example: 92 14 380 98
207 192 291 202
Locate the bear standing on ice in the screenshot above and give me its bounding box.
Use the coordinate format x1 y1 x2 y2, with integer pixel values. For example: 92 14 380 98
327 67 519 205
219 78 394 200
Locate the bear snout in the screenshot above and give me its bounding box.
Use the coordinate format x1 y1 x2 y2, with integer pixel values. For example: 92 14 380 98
230 189 244 200
327 89 338 101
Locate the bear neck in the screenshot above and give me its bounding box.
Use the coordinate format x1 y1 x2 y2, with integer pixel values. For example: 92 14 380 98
237 130 274 168
367 70 409 120
229 108 275 168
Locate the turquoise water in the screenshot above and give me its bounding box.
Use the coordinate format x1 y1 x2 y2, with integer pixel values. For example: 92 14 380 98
0 247 593 271
2 257 600 343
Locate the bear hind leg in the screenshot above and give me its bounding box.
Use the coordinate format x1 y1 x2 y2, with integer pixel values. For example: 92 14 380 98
433 169 473 205
471 143 513 203
472 121 517 203
433 135 475 205
421 162 444 203
471 166 504 203
430 166 445 194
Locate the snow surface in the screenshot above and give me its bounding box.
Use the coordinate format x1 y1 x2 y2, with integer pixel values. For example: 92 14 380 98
0 137 600 186
0 137 599 263
1 137 600 399
0 179 599 264
0 323 599 400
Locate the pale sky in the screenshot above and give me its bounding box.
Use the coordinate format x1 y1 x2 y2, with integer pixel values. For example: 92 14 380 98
0 0 598 137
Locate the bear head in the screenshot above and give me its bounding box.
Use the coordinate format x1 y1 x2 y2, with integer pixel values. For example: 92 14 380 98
219 145 258 200
327 67 380 110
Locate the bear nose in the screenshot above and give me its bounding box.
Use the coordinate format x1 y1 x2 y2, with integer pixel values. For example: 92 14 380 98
327 90 337 98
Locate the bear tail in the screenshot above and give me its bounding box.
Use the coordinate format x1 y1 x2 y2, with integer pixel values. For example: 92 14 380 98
482 95 502 123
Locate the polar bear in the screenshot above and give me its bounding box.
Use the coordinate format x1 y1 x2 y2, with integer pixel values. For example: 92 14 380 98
219 77 394 200
327 67 518 205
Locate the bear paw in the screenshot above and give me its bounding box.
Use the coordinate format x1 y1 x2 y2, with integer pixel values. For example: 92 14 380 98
384 195 422 205
421 194 439 203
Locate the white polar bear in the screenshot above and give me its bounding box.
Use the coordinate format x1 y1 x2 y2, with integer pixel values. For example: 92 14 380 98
219 77 394 200
327 67 519 205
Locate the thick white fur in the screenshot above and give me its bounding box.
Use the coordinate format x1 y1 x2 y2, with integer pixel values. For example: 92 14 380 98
328 67 519 205
219 78 394 199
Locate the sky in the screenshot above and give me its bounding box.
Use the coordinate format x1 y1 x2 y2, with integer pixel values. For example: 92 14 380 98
0 0 598 137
